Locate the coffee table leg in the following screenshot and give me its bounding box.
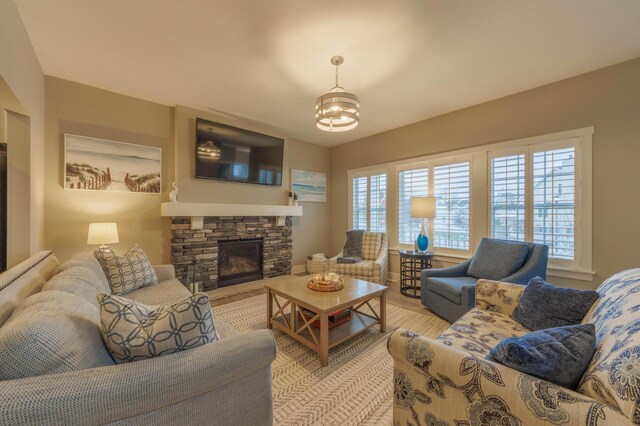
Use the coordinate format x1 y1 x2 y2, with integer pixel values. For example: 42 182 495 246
267 290 273 329
320 313 329 367
380 292 387 332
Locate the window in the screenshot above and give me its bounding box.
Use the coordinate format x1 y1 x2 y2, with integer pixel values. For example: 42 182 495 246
369 174 387 232
398 168 429 244
350 173 386 232
489 145 577 261
490 154 525 241
533 147 576 259
352 176 368 230
347 127 591 279
433 162 470 250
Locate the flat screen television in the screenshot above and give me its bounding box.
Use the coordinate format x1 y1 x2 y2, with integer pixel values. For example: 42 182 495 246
195 118 284 186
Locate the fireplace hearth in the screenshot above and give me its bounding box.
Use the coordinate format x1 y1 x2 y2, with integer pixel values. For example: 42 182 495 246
218 238 263 287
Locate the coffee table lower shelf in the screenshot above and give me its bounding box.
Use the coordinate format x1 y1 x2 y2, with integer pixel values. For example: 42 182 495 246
270 310 379 353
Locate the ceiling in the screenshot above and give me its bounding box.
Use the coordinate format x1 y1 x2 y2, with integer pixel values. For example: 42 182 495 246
15 0 640 146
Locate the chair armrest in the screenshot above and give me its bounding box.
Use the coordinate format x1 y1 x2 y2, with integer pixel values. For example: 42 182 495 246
153 264 176 282
0 330 276 425
387 329 628 425
475 279 526 316
420 259 472 281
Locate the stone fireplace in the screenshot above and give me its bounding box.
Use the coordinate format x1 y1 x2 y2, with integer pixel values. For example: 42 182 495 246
170 216 292 290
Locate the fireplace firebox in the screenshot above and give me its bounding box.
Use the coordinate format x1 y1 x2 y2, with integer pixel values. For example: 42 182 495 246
218 238 263 287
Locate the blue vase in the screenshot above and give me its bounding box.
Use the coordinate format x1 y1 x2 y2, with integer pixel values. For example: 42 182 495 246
416 233 429 252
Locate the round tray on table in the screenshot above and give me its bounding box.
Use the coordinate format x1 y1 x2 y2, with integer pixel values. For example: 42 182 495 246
307 277 344 292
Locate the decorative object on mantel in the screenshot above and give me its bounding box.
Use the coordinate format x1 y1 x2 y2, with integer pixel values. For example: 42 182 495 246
308 273 344 292
64 134 161 193
169 182 178 202
293 192 298 206
87 222 119 251
291 169 327 202
315 55 360 132
411 197 436 252
287 191 294 206
160 202 303 230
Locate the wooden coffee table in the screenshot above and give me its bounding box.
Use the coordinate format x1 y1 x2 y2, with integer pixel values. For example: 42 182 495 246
265 276 387 366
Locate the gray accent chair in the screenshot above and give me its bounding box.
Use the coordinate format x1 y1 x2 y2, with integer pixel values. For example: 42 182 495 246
421 238 549 323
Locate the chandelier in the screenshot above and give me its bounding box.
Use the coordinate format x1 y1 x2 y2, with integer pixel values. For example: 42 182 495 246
315 56 360 132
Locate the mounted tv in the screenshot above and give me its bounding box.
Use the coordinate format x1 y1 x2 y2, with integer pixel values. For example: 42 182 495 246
195 118 284 186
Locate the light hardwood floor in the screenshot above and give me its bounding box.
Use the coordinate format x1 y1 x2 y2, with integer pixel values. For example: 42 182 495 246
207 274 450 326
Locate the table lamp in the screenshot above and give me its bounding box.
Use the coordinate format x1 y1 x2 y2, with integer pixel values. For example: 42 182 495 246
411 197 436 252
87 223 119 251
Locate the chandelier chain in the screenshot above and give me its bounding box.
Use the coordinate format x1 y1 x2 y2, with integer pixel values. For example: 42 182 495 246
335 64 339 88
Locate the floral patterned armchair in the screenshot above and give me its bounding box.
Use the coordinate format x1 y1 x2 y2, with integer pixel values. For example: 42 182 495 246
388 270 640 425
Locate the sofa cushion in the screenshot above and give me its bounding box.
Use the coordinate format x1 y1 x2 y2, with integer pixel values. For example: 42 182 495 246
425 276 478 304
94 245 158 295
98 292 218 363
487 323 596 389
579 268 640 420
43 265 107 307
55 253 111 295
126 278 192 305
333 260 375 278
437 307 529 356
512 277 599 331
0 290 114 380
467 238 530 281
362 232 382 260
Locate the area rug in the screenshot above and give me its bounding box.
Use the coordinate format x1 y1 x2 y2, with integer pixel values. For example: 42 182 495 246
212 294 449 426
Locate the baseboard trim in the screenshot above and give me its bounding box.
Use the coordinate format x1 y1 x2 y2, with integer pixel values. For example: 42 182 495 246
291 264 306 274
388 272 399 284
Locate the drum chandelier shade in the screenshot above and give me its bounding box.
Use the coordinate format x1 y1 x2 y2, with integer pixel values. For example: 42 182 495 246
315 56 360 132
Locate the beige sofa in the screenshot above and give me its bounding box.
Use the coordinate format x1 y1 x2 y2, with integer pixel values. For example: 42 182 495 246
389 271 640 425
329 231 388 284
0 251 276 425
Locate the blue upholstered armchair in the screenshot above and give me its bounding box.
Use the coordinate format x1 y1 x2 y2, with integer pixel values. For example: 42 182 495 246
421 238 549 322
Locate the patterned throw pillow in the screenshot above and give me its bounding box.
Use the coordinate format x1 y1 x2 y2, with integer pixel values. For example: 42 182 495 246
97 292 218 363
94 245 158 295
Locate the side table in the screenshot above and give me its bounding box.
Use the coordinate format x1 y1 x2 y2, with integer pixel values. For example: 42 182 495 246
399 250 433 298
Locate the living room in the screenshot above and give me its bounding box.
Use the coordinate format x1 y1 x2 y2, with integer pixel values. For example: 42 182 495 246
1 1 640 425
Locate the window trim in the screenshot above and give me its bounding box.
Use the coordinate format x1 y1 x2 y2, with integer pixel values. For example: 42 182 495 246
347 127 594 280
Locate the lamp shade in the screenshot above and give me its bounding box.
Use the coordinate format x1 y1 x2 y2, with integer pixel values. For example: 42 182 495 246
87 223 119 245
411 197 436 218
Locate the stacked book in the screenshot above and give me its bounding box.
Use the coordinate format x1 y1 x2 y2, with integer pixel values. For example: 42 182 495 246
299 307 352 329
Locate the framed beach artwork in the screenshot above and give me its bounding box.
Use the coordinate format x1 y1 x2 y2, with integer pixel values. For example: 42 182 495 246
64 134 161 193
291 169 326 202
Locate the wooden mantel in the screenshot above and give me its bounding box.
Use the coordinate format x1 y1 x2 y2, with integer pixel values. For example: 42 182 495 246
160 202 303 230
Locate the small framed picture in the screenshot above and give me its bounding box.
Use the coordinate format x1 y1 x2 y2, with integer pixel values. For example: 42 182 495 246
291 169 326 202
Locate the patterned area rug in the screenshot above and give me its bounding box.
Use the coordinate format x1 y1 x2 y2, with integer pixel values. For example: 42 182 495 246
213 294 448 426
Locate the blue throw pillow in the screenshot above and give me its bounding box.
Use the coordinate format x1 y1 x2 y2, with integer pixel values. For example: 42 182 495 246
486 323 596 389
512 277 599 330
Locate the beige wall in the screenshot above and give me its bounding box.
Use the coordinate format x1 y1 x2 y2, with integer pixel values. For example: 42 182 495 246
44 83 329 267
330 57 640 289
44 77 173 264
0 0 46 265
174 105 331 267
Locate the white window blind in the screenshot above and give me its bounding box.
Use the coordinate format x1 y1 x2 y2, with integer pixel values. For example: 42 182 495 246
398 168 429 244
490 154 526 241
533 147 576 259
369 174 387 232
433 162 470 250
352 176 367 230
